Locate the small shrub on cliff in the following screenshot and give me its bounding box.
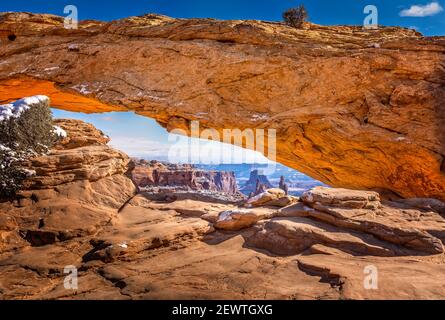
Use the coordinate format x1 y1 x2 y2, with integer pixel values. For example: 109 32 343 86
0 148 28 198
0 96 59 199
0 97 57 154
283 5 308 29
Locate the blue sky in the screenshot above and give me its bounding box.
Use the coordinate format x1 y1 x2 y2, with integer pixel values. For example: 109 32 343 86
4 1 445 163
52 109 273 164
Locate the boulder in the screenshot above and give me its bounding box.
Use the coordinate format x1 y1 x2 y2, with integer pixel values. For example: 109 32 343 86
302 187 381 209
298 187 445 254
214 208 275 231
53 119 110 149
246 188 286 207
264 195 299 208
247 217 398 256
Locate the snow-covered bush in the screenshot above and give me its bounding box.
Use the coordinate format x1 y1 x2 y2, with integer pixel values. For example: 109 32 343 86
0 96 58 199
0 96 57 154
0 147 28 198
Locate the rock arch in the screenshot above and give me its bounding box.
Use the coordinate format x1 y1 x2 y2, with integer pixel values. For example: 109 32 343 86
0 12 444 200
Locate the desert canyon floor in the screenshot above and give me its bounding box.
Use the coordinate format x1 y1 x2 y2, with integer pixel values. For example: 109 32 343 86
1 119 445 300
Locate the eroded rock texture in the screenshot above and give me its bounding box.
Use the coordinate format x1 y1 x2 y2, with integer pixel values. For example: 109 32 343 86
131 160 240 195
0 118 137 251
0 12 443 200
1 114 445 299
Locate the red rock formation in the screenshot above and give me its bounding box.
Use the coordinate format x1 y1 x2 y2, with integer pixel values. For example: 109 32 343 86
131 160 240 195
241 169 273 195
0 13 443 200
0 118 137 249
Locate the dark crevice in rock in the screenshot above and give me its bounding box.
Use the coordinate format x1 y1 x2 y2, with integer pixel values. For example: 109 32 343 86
114 280 127 289
21 228 84 247
296 260 345 291
441 156 445 174
216 39 236 44
117 192 138 213
82 240 113 262
22 230 57 246
96 269 128 289
30 193 39 203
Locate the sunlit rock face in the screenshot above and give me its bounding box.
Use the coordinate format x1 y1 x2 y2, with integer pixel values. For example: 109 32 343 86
131 160 240 195
0 117 137 251
21 119 132 190
0 12 444 200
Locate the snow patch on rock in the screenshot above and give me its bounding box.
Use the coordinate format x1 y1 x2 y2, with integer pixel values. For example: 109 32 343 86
117 242 128 249
217 209 251 222
22 169 36 177
0 95 49 122
251 114 269 122
53 126 67 138
218 210 234 222
0 144 11 152
71 84 92 95
44 66 60 71
247 191 269 204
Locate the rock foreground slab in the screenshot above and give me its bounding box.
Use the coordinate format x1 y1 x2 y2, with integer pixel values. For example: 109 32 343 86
1 106 445 299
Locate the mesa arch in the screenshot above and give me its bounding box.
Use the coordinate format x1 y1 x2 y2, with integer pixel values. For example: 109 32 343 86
0 12 444 201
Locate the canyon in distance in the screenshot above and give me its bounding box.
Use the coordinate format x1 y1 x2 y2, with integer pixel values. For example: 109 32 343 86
0 11 444 300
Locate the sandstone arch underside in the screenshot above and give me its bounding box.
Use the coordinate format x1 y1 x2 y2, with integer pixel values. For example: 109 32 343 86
0 12 444 200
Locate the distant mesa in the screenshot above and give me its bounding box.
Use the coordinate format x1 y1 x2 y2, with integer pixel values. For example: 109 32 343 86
241 169 273 196
131 159 245 203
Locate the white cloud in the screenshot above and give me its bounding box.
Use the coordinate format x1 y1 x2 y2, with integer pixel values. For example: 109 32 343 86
400 1 443 17
109 136 171 158
109 135 272 164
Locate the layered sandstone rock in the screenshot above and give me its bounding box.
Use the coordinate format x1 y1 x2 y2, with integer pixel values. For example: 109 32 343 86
0 118 137 250
214 208 276 231
0 12 443 200
301 187 381 209
241 188 445 256
240 169 273 195
248 217 399 257
22 119 130 189
246 188 298 207
3 181 445 299
131 160 239 195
